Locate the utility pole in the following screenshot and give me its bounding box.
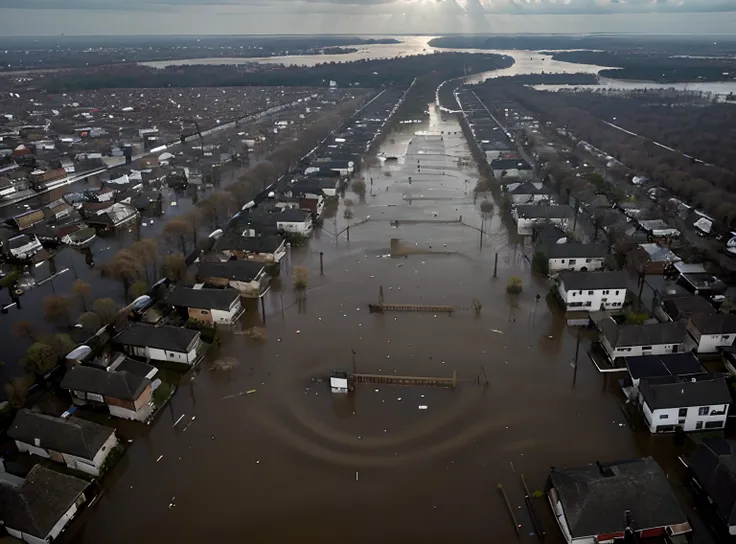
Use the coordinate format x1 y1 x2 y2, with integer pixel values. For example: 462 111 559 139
319 252 324 276
573 329 581 385
479 217 484 250
493 252 498 278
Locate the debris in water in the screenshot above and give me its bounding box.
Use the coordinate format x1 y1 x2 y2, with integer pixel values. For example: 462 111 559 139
355 471 359 481
418 405 428 410
156 455 163 463
296 330 301 334
397 397 402 402
490 329 504 334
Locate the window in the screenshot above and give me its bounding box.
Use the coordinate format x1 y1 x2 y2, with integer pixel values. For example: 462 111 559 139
615 290 620 295
678 408 687 417
569 259 576 265
569 302 584 308
705 421 724 429
586 259 592 263
698 407 710 416
588 290 594 295
560 259 566 263
642 346 652 351
602 290 610 295
571 291 576 297
696 421 703 430
602 298 608 302
659 414 669 419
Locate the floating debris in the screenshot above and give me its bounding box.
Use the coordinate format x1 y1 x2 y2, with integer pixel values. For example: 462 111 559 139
418 405 428 410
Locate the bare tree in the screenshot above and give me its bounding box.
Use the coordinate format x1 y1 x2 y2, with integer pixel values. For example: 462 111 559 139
102 250 146 298
42 334 76 360
79 311 103 333
128 280 149 300
12 319 37 343
71 279 92 312
161 253 187 282
91 298 121 326
129 239 159 283
163 218 191 254
43 294 71 327
21 342 58 376
3 374 35 408
197 190 234 231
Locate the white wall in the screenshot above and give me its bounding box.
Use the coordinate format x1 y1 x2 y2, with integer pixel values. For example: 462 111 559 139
604 342 682 362
516 216 567 236
277 219 313 235
548 257 604 273
6 528 45 544
511 193 548 206
644 401 729 433
687 328 736 354
558 284 626 312
14 441 50 460
109 404 151 422
47 500 80 541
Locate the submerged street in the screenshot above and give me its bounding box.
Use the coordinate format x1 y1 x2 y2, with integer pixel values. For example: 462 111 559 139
74 105 667 543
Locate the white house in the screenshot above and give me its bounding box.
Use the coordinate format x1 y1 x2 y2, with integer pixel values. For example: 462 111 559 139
7 410 118 477
491 158 533 180
168 285 245 325
275 208 313 235
506 182 550 205
7 234 42 260
556 271 627 312
639 374 731 433
685 313 736 354
598 317 688 363
513 205 571 236
197 260 269 299
687 439 736 536
542 243 608 273
114 323 202 365
0 465 90 544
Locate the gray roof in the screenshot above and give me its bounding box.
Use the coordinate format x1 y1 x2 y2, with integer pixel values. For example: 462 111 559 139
115 358 157 378
662 296 715 321
168 286 240 311
690 313 736 335
516 204 571 219
559 271 627 292
599 318 687 348
639 374 732 410
61 364 149 401
198 260 265 283
625 353 702 381
8 409 115 460
543 243 609 260
549 457 687 539
0 465 89 539
215 233 283 254
688 439 736 527
114 323 199 352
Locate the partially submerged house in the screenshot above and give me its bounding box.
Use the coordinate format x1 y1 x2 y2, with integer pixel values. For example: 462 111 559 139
0 465 91 544
547 457 691 543
61 362 157 422
685 313 736 354
197 260 269 298
215 233 286 273
556 271 627 312
687 439 736 536
627 243 681 275
7 409 118 476
168 285 244 325
660 295 715 322
513 205 571 236
598 318 688 363
541 243 608 273
83 202 138 230
113 323 202 365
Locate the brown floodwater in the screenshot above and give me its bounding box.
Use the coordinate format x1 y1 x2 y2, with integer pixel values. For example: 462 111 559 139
71 105 679 544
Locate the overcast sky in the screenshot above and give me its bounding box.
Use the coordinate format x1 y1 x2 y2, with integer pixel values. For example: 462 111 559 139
1 0 735 35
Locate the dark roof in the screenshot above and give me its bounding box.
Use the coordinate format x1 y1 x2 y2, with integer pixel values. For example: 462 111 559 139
114 323 199 352
168 286 240 311
662 296 715 321
7 409 115 460
688 439 736 527
549 457 687 538
215 233 283 254
690 313 736 335
599 318 687 348
0 465 89 539
491 158 531 170
198 260 265 283
625 353 702 380
516 204 571 219
639 373 732 410
507 182 545 195
115 358 157 378
558 271 627 291
61 365 149 401
274 208 311 223
543 243 609 260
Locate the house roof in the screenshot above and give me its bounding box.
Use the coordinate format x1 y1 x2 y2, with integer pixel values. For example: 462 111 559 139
0 465 89 539
635 243 681 264
114 323 199 352
491 158 531 170
275 208 311 223
61 364 149 401
198 260 265 283
114 358 157 379
662 296 715 321
625 353 702 381
215 233 284 254
168 286 240 311
688 439 736 527
690 313 736 335
558 271 627 292
639 374 732 410
549 457 687 539
599 318 687 348
516 204 571 219
543 243 608 260
7 409 115 460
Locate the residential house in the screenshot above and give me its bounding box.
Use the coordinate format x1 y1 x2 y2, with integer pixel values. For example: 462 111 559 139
275 208 313 235
660 295 715 322
197 260 269 298
637 219 680 240
532 224 568 247
83 202 138 229
513 205 571 236
168 285 244 325
627 243 681 275
0 465 90 544
598 317 688 363
10 209 45 231
61 362 157 422
624 352 702 388
556 271 627 312
114 323 202 365
215 233 286 273
505 182 550 205
638 373 731 433
491 158 532 180
6 234 42 260
547 457 691 544
0 176 17 198
687 439 736 535
541 243 608 273
7 410 118 476
685 313 736 354
292 177 339 199
677 270 727 301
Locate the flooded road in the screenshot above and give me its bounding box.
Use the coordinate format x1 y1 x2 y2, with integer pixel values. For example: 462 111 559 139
72 105 653 544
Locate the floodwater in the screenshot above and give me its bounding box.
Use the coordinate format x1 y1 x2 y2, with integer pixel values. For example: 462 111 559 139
71 105 664 544
534 77 736 97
